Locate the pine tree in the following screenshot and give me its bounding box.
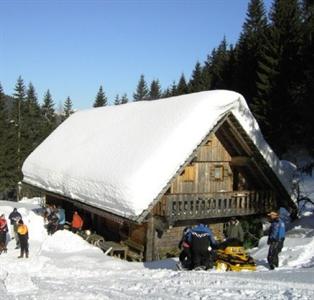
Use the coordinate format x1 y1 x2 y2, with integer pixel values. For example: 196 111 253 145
254 0 303 153
63 96 74 118
301 0 314 151
0 83 8 192
26 82 39 113
41 89 56 139
93 86 107 107
207 37 231 90
224 45 237 89
176 74 188 95
8 76 27 184
120 93 129 104
161 88 172 98
149 79 162 100
188 62 205 93
114 94 120 105
133 74 149 101
42 90 55 121
234 0 268 104
170 81 177 96
24 82 42 157
11 76 26 125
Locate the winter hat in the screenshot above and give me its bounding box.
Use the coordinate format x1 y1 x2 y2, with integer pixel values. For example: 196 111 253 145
267 211 279 218
13 208 17 212
18 219 24 225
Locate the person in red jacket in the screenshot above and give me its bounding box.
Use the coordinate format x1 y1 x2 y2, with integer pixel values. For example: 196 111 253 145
71 211 83 233
0 214 8 253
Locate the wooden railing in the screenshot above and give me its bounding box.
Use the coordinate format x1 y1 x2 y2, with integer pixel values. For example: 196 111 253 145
165 190 274 223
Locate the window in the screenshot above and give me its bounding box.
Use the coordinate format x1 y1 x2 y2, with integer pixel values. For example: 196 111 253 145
204 140 212 147
213 166 224 180
181 165 196 182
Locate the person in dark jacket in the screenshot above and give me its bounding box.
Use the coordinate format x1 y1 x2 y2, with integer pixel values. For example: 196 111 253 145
47 212 59 235
178 227 192 269
267 211 285 270
187 224 217 270
8 208 22 248
17 219 29 258
224 217 244 243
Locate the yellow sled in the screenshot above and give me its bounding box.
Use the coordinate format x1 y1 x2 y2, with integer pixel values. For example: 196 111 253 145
215 246 256 272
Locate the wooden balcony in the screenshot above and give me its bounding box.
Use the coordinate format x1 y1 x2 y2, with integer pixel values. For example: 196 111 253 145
165 190 275 224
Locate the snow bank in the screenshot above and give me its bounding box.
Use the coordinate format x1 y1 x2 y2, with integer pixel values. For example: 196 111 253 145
22 90 295 219
1 199 314 299
252 209 314 270
41 230 99 253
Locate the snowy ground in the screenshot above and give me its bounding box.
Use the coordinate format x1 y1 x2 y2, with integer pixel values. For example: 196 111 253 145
1 191 314 299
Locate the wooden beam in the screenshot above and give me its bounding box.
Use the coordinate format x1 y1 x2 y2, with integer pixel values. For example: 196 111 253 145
216 126 243 156
226 119 253 156
230 156 251 166
43 189 132 225
145 216 155 261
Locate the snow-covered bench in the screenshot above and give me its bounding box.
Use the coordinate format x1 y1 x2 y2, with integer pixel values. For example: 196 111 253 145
121 239 145 262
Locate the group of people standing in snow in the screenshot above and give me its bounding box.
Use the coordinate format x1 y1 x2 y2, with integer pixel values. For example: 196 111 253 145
178 210 285 271
44 204 66 235
44 204 84 235
0 208 29 258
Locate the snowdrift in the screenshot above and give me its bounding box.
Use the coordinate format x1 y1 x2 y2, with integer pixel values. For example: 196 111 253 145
0 198 314 298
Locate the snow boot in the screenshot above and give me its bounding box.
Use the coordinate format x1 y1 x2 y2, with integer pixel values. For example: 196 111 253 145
194 266 206 271
176 262 189 271
18 251 24 258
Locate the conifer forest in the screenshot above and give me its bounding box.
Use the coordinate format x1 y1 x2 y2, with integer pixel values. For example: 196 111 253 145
0 0 313 198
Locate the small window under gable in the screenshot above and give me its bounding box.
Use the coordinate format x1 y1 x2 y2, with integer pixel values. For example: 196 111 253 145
181 165 196 182
204 139 212 147
213 165 224 180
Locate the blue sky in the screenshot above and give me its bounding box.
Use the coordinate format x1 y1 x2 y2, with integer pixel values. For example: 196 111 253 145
0 0 272 109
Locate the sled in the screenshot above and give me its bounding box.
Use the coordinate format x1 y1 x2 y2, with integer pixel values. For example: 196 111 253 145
215 246 256 271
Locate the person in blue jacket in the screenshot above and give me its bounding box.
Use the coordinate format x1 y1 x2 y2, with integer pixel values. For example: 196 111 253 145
267 211 285 270
187 223 217 270
56 206 66 230
8 208 22 249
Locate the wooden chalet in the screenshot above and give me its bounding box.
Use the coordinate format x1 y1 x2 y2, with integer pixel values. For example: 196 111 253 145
22 90 296 261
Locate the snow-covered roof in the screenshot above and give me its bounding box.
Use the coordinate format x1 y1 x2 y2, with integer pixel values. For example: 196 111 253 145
22 90 295 219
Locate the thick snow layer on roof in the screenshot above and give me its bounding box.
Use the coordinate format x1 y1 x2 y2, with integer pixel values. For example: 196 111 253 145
22 90 294 219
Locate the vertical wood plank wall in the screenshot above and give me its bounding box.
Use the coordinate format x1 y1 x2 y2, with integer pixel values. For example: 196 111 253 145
170 133 233 194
